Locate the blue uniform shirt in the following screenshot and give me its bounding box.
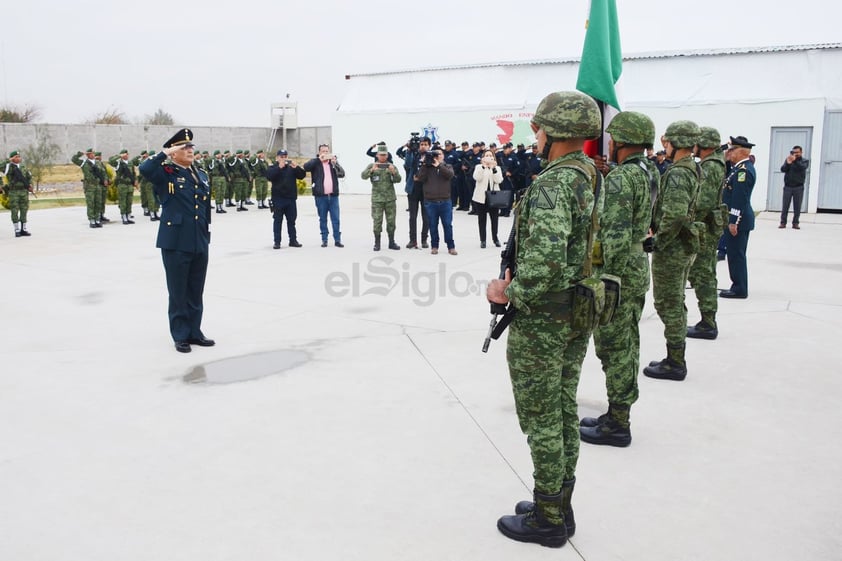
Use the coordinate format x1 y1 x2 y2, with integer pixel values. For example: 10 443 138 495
139 152 212 253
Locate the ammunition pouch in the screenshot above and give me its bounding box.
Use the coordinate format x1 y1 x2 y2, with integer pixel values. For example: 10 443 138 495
678 220 704 255
598 274 622 326
572 277 605 333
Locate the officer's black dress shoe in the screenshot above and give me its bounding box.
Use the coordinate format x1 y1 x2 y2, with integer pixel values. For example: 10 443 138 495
719 290 747 299
334 241 344 248
289 241 302 247
321 241 328 247
175 341 191 353
187 337 215 347
273 243 280 249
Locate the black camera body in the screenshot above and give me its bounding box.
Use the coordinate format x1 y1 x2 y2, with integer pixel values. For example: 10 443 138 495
408 132 421 152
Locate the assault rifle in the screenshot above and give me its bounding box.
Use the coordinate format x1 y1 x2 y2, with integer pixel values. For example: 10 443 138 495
482 196 521 353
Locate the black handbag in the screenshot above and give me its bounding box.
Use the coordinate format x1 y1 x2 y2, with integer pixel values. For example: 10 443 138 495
486 188 512 209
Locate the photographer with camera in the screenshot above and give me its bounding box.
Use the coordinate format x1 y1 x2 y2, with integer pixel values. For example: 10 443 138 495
366 141 393 163
397 134 430 248
303 144 346 247
265 150 306 249
417 149 456 255
779 145 809 229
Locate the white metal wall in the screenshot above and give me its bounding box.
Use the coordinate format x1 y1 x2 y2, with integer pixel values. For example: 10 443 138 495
818 111 842 211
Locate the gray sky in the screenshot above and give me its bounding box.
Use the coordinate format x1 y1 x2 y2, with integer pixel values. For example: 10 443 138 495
3 0 839 127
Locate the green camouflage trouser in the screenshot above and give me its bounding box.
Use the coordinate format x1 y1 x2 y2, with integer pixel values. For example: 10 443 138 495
232 179 248 202
143 181 159 213
652 246 694 346
687 231 719 317
213 177 227 204
507 311 590 493
84 184 102 220
255 178 269 201
117 183 134 214
371 199 397 236
99 185 107 215
593 290 646 407
7 189 29 223
140 180 149 208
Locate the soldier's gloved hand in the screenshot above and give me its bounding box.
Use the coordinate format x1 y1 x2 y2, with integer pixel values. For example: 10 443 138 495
643 237 655 253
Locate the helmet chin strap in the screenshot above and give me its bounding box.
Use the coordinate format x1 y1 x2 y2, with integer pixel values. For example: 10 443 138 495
611 142 622 165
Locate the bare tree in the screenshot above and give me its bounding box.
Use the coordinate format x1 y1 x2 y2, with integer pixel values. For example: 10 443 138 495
86 107 128 125
0 104 42 123
21 127 61 190
143 108 175 125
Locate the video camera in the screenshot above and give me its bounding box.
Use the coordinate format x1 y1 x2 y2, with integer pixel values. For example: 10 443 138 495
408 132 421 152
422 150 441 167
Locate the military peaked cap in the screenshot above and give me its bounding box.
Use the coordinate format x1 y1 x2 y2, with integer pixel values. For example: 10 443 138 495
163 128 195 148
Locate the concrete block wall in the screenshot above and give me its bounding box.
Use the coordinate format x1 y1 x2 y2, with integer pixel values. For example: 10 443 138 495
0 123 331 163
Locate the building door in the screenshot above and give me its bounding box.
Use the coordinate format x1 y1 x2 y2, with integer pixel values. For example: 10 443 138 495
818 111 842 212
767 127 812 212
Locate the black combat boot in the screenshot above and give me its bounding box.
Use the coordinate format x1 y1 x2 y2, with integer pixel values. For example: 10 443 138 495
687 311 718 340
373 235 381 251
514 478 576 537
580 405 632 447
226 199 235 208
643 343 687 381
388 235 400 250
143 208 150 216
150 211 160 221
19 223 31 236
499 489 567 547
580 403 614 428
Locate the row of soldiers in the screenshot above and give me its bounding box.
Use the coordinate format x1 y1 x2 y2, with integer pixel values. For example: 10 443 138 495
71 148 276 228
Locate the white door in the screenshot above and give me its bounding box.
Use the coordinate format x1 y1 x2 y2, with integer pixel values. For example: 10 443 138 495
767 127 812 212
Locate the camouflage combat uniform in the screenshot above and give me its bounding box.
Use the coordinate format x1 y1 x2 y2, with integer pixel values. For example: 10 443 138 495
72 150 107 227
207 151 230 212
362 154 402 249
251 152 270 207
111 152 137 223
645 120 702 381
3 153 33 236
687 127 727 337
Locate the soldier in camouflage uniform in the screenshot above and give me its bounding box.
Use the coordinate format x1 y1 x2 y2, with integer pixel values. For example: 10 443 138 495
207 150 230 214
687 127 727 339
111 149 138 224
251 149 271 208
93 152 112 223
362 144 402 251
579 112 657 447
243 150 255 205
72 148 108 228
229 150 251 211
3 150 34 237
223 150 235 207
131 150 151 215
643 120 702 382
487 91 602 548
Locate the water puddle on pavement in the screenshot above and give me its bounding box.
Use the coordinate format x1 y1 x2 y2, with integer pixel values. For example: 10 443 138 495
183 350 310 385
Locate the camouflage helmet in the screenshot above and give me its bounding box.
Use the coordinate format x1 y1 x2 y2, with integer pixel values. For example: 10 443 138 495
532 91 601 140
663 120 701 149
697 126 722 149
605 111 655 146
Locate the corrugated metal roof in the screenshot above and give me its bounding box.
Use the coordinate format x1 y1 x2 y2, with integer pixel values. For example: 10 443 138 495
346 43 842 79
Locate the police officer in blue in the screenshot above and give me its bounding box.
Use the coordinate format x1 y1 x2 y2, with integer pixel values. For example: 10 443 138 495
720 135 755 299
139 128 215 353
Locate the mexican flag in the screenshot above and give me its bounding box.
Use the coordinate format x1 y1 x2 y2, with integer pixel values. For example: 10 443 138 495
576 0 622 158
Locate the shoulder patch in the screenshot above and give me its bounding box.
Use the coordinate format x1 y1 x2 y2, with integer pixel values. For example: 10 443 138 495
737 171 746 182
607 174 623 194
532 185 557 209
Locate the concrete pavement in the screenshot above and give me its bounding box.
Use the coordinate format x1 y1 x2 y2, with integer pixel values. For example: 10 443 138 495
2 197 841 561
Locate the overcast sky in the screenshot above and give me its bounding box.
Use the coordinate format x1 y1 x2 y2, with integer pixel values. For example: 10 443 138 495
2 0 839 128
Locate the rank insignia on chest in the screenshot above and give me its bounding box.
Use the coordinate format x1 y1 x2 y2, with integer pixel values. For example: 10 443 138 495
177 177 186 183
737 172 746 182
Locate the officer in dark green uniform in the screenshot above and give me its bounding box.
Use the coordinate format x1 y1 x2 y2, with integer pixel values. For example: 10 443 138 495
139 128 215 354
3 150 34 237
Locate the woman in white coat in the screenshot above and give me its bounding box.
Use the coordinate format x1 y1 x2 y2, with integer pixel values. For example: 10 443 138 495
471 150 504 248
